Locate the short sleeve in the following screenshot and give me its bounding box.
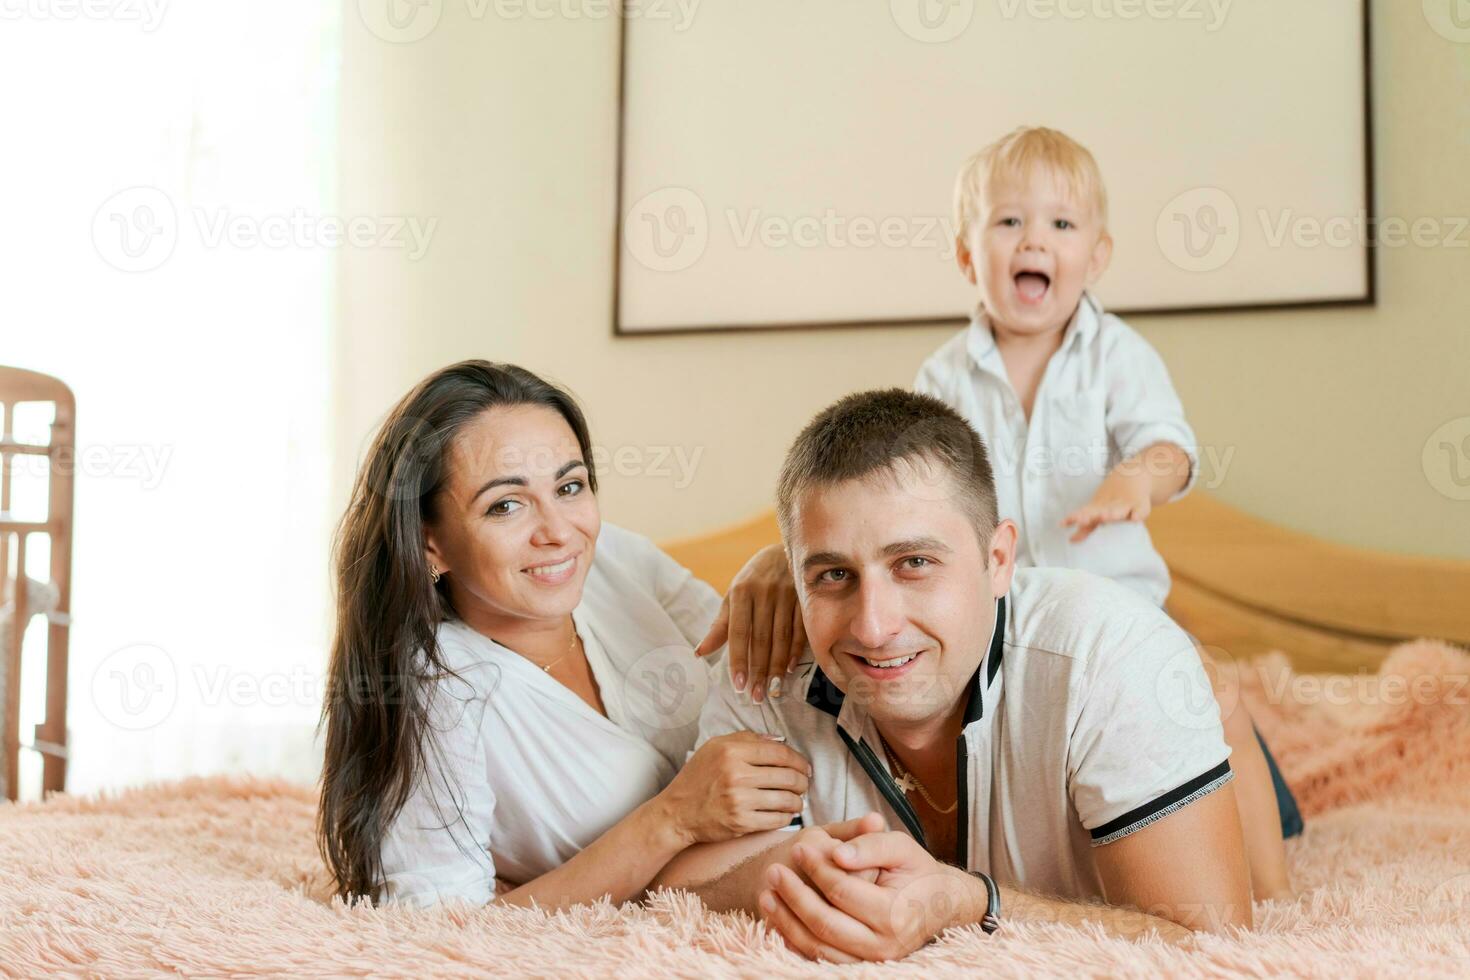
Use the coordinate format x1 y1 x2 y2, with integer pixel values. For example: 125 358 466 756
598 523 723 651
1067 623 1233 847
379 660 498 907
1103 331 1199 501
688 651 770 763
649 543 723 651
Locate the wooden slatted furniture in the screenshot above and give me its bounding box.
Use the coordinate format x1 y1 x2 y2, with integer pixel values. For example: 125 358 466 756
1 366 75 802
661 496 1470 674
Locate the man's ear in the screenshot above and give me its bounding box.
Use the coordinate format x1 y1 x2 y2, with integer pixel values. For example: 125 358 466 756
986 519 1019 597
955 236 978 285
1087 230 1113 285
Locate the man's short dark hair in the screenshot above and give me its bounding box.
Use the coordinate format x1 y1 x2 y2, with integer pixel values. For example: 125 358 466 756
776 388 999 545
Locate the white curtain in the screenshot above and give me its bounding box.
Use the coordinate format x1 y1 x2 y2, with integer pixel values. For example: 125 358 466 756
0 1 339 796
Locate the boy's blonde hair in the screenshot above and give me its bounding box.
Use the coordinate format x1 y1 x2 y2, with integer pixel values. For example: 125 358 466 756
953 127 1108 242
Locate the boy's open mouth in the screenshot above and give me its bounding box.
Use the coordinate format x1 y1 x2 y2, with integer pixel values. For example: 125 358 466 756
1014 271 1051 304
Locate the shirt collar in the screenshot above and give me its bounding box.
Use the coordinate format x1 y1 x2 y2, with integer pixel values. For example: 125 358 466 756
965 293 1103 370
805 594 1007 738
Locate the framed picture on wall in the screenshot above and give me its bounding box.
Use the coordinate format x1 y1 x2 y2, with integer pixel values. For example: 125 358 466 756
613 0 1374 335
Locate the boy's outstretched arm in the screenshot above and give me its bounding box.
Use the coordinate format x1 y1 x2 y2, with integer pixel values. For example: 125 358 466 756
1061 441 1192 543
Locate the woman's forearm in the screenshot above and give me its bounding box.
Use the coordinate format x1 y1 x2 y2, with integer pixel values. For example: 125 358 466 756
494 795 688 912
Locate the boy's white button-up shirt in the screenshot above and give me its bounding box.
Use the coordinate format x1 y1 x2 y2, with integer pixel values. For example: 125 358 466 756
914 294 1198 607
694 568 1234 902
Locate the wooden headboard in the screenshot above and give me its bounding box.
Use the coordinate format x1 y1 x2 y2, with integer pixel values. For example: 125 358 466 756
661 495 1470 675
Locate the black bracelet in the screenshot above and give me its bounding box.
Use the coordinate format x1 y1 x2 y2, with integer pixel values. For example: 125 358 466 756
969 869 1001 934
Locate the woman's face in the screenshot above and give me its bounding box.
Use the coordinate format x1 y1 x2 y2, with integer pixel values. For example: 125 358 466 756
424 404 600 629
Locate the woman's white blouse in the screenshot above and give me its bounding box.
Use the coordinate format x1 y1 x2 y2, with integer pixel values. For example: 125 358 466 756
378 523 723 908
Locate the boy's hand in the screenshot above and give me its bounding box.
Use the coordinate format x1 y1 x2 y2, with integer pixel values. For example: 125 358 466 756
1061 470 1153 543
1062 443 1191 543
694 544 805 704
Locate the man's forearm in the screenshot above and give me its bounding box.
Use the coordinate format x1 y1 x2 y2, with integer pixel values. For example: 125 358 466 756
941 867 1192 944
1003 886 1193 942
649 830 792 913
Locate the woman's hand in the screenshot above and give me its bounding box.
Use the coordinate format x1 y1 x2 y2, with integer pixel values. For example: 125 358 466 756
657 732 811 847
694 544 805 704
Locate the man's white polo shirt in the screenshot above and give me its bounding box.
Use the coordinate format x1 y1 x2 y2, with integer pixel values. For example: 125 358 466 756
693 567 1233 901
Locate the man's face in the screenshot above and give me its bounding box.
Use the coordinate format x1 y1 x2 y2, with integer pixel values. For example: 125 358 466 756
787 460 1016 731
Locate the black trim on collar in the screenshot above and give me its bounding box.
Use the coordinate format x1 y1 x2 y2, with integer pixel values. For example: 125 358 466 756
803 595 1007 724
967 594 1006 725
805 663 845 719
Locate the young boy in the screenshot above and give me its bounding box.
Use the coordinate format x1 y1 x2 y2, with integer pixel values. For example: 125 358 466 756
915 126 1298 900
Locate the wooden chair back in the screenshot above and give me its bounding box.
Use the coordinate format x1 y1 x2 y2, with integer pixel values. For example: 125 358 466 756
0 366 75 800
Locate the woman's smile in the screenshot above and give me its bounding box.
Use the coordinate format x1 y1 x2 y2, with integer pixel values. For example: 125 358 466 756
524 553 581 585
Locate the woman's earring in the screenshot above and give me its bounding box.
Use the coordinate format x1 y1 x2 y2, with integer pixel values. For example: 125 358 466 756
430 566 442 584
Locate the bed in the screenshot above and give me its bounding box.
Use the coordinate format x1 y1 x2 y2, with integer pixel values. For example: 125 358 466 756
3 496 1468 977
661 493 1470 675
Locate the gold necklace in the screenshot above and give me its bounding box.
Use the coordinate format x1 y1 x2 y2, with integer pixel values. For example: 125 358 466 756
536 618 580 674
879 733 958 815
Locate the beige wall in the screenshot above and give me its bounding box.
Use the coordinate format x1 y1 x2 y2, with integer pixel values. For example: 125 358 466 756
337 0 1470 566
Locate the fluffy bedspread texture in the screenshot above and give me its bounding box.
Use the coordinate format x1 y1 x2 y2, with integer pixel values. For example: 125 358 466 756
3 640 1469 978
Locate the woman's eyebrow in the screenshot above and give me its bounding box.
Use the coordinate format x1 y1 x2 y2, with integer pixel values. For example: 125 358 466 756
470 459 586 505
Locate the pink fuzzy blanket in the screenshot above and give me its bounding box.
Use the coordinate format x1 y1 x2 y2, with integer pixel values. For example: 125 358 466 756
4 641 1469 977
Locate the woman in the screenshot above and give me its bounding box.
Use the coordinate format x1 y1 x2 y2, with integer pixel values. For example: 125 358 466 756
317 361 809 908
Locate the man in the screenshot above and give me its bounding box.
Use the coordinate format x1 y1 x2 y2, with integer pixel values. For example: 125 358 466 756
653 389 1251 962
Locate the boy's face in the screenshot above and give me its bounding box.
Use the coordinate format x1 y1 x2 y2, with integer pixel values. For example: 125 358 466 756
958 167 1112 337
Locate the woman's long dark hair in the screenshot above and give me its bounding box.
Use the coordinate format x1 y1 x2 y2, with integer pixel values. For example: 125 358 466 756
317 360 597 903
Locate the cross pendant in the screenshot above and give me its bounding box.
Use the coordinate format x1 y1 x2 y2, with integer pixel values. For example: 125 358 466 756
894 773 918 795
